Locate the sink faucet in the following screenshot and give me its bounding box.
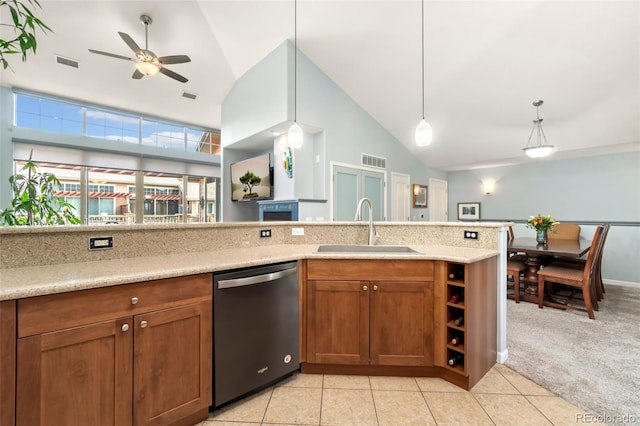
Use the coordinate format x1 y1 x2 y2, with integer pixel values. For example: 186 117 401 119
354 197 379 246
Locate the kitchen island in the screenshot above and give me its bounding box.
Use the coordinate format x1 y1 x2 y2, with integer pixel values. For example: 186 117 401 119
0 222 506 426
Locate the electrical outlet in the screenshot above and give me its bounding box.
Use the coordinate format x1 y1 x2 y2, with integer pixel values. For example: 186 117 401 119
291 227 305 236
464 231 478 240
89 236 113 250
260 229 272 238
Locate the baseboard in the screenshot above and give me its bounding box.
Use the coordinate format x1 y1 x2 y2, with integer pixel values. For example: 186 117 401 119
497 349 509 364
603 279 640 288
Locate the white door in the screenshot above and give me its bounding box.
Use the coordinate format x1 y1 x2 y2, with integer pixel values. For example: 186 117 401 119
428 178 448 221
391 173 410 221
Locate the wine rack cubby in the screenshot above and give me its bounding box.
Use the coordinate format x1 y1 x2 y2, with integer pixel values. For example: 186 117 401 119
446 262 466 374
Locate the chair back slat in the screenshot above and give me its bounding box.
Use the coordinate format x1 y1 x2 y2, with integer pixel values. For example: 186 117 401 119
583 225 605 283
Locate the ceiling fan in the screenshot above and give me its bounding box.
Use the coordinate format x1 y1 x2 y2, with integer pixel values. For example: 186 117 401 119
89 15 191 83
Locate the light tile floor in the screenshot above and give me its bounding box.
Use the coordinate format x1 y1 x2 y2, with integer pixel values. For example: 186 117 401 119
197 364 602 425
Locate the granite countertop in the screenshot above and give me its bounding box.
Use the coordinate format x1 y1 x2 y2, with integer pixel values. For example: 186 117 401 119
0 244 498 301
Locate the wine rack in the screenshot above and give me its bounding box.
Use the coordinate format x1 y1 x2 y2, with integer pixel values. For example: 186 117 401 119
446 262 466 373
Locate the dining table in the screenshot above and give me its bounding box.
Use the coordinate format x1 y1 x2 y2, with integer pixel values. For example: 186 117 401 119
507 237 592 300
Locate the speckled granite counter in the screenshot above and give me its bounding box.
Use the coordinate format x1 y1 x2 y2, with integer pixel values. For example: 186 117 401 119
0 244 498 301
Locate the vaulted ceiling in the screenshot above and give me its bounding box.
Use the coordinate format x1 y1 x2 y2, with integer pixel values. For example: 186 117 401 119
1 1 638 171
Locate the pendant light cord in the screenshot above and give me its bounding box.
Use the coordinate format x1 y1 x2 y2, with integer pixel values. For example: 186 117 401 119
294 0 297 123
421 0 424 120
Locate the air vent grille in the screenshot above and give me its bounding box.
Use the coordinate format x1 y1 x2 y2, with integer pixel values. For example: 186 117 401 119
361 153 386 169
182 91 197 100
55 55 79 68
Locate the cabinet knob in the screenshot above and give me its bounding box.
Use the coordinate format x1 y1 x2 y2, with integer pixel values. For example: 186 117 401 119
362 285 368 291
140 320 148 328
373 285 378 291
122 323 129 332
131 297 139 305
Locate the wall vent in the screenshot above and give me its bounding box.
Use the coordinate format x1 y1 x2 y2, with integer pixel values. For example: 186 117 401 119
182 91 197 100
361 153 386 169
55 55 79 68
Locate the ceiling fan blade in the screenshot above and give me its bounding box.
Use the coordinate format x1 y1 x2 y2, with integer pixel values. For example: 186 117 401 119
158 66 188 83
88 49 135 61
158 55 191 65
132 69 144 79
118 32 143 56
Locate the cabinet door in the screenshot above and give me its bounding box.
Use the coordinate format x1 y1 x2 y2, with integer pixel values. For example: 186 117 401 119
370 281 434 366
17 318 133 426
133 301 212 426
306 280 369 365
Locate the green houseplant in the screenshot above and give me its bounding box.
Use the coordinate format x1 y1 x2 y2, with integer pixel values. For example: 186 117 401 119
0 156 80 226
0 0 51 70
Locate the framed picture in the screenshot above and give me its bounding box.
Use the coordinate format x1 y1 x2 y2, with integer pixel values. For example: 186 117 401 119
412 184 428 208
457 202 481 220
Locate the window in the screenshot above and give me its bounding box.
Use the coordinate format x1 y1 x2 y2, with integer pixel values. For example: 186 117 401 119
15 95 83 136
14 91 219 156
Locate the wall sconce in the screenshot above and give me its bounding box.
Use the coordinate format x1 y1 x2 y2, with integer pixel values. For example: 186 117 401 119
483 180 495 195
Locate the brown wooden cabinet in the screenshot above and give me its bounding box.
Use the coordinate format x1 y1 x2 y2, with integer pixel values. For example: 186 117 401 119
14 274 212 426
303 257 497 390
433 259 497 389
305 260 434 367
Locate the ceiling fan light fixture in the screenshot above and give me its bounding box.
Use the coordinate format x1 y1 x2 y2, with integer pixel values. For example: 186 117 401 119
135 61 160 76
523 100 555 158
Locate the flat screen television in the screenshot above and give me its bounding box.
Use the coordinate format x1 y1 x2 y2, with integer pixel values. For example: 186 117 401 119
230 153 273 201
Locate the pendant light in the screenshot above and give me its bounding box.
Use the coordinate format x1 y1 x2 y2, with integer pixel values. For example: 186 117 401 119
288 0 303 149
415 0 432 147
523 100 554 158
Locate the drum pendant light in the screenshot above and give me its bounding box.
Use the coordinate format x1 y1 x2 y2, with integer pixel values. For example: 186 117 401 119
415 0 432 147
288 0 303 149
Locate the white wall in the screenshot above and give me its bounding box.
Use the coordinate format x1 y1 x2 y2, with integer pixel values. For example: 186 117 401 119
221 44 289 147
447 152 640 284
220 41 446 222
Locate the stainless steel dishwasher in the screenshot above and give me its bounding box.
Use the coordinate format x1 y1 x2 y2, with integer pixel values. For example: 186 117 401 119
213 261 299 408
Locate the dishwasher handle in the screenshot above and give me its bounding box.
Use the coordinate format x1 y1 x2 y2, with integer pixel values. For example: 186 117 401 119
217 267 297 289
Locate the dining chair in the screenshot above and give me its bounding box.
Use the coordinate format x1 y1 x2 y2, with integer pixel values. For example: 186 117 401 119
507 258 527 303
536 225 604 320
550 223 610 301
548 223 581 240
507 226 527 302
508 226 527 261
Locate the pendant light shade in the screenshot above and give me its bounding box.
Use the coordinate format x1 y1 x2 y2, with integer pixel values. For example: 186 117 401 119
415 0 432 147
288 0 303 149
415 119 432 147
523 100 554 158
288 122 303 149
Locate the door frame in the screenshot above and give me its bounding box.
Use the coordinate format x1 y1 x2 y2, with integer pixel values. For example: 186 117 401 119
329 161 387 222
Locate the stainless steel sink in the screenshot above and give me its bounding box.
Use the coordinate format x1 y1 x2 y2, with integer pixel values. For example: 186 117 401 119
314 245 420 254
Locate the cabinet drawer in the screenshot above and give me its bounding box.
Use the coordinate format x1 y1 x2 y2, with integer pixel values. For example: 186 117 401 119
17 273 212 337
307 259 433 281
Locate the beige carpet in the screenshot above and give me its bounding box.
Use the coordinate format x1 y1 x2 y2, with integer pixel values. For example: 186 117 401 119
505 284 640 419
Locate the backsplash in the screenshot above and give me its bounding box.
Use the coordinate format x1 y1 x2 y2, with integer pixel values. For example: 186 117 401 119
0 222 505 269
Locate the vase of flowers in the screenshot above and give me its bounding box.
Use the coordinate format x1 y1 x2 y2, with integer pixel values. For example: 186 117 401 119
526 214 558 245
